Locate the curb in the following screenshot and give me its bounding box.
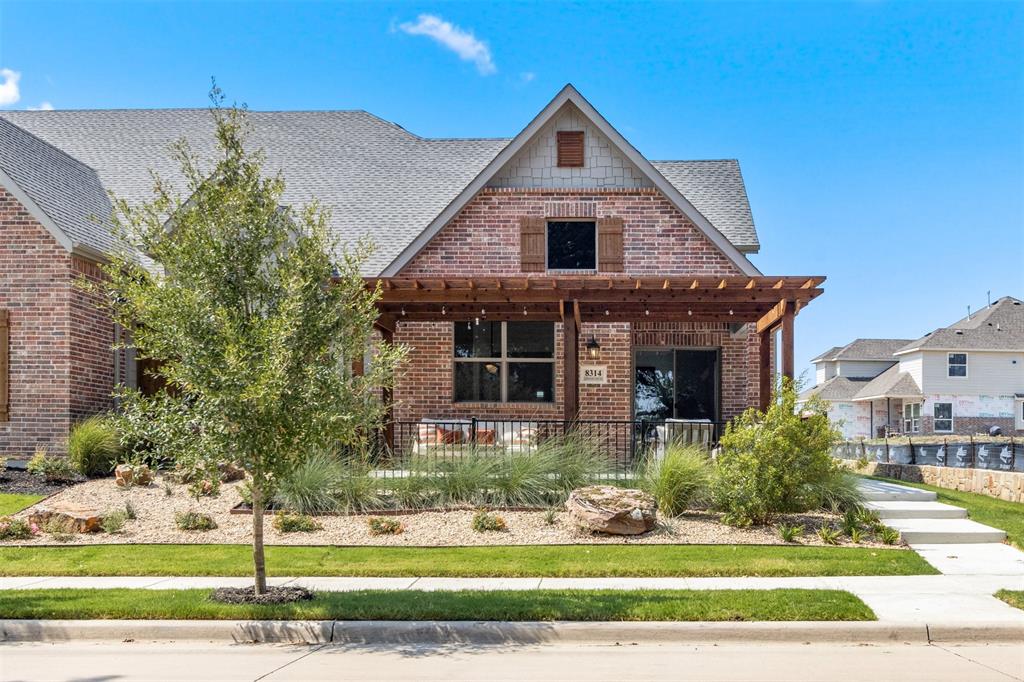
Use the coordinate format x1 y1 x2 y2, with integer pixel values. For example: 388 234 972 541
2 620 1022 644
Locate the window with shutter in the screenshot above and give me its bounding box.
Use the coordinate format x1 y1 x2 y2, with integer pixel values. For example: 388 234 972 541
597 217 624 272
0 310 8 422
519 217 546 272
556 131 585 167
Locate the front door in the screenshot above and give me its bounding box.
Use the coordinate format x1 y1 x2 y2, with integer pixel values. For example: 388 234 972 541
634 349 719 421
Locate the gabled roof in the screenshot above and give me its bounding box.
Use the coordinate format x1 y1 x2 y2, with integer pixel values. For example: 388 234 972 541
381 85 760 276
0 86 762 275
852 365 923 401
895 297 1024 354
811 338 912 363
0 117 113 257
798 375 872 403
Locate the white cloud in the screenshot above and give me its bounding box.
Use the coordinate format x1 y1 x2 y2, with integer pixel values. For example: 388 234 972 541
0 68 21 106
398 14 496 75
28 101 54 111
519 72 536 84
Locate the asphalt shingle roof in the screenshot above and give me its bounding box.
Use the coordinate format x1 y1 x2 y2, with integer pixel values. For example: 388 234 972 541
0 109 761 274
811 338 913 363
0 117 114 254
852 365 922 401
896 297 1024 353
798 375 872 402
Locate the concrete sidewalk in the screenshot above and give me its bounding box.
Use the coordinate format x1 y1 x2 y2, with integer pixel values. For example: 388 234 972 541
3 570 1022 624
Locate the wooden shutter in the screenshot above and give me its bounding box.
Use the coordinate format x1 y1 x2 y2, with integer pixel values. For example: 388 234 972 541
520 217 546 272
556 131 585 167
0 310 8 422
597 217 624 272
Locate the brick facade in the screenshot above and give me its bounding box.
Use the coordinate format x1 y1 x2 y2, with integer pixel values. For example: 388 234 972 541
921 416 1018 437
0 187 116 457
393 188 767 425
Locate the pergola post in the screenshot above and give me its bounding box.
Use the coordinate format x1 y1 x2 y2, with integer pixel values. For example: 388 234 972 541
758 329 772 411
780 301 795 381
562 300 579 422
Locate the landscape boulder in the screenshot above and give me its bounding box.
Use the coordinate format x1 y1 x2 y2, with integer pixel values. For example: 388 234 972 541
28 503 105 533
218 461 245 483
567 485 657 535
114 463 154 488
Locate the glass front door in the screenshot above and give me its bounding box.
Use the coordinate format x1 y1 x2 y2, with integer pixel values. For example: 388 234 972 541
634 349 719 421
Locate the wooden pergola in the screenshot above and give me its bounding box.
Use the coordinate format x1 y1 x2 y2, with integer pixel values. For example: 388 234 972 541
364 275 825 422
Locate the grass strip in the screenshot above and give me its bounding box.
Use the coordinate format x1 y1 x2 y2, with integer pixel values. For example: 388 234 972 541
995 590 1024 611
0 588 875 621
0 544 937 578
867 476 1023 549
0 493 45 516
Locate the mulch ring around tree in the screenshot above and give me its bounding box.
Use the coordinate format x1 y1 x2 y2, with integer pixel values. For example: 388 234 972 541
210 586 315 605
0 469 80 496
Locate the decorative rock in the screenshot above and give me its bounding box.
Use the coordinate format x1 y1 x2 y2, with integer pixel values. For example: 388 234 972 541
28 503 104 533
218 461 245 483
114 464 153 488
567 485 657 535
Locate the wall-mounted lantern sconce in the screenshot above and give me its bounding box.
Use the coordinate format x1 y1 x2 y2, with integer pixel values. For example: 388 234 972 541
586 335 601 359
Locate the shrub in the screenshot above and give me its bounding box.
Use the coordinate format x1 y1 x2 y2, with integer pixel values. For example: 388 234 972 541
471 510 507 532
805 467 865 515
67 416 120 477
539 433 611 497
333 462 385 514
817 526 842 545
0 516 35 541
367 516 404 536
878 526 901 545
849 527 865 544
713 378 847 526
101 510 128 534
389 473 439 510
273 512 321 533
175 511 217 531
124 501 137 520
432 456 497 508
637 445 711 517
840 510 861 537
777 523 804 543
543 508 558 525
489 449 559 508
26 450 77 483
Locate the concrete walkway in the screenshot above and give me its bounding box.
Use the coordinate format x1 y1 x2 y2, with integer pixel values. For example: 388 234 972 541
861 479 1008 544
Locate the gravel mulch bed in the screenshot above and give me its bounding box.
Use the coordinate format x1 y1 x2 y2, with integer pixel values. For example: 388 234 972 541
4 476 903 549
210 586 314 605
0 469 80 496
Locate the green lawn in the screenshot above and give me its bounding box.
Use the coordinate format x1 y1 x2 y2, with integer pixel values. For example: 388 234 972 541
868 476 1024 549
0 543 936 577
0 588 875 622
995 590 1024 611
0 493 45 516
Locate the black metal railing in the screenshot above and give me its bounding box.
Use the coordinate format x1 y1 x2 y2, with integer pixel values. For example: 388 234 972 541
366 418 728 479
835 438 1024 472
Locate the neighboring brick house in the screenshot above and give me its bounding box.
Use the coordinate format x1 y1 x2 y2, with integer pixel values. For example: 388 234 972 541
801 297 1024 438
0 85 823 457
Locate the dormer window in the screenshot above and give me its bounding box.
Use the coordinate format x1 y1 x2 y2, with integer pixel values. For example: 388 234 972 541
547 220 596 270
556 130 584 167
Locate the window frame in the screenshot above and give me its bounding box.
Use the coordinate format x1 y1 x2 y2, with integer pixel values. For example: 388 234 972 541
452 321 556 404
545 219 598 272
947 352 968 378
933 401 954 433
903 402 921 434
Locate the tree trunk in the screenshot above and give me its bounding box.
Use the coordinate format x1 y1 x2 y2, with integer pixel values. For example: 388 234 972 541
252 483 268 595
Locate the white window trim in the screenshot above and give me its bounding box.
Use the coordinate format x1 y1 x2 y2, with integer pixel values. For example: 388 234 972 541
452 321 556 404
933 401 954 433
947 352 968 378
903 402 921 434
545 219 598 273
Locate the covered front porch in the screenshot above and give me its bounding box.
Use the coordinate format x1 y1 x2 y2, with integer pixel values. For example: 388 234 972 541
362 275 824 470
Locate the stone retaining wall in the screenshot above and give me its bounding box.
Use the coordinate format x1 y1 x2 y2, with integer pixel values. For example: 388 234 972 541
856 461 1024 503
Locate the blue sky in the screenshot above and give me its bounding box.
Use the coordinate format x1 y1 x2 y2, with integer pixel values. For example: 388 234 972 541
2 1 1022 379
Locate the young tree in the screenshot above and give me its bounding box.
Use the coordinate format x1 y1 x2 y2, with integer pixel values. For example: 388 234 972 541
94 92 404 595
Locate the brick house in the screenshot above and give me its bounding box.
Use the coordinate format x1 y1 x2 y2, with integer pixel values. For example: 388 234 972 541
802 297 1024 439
0 85 823 459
